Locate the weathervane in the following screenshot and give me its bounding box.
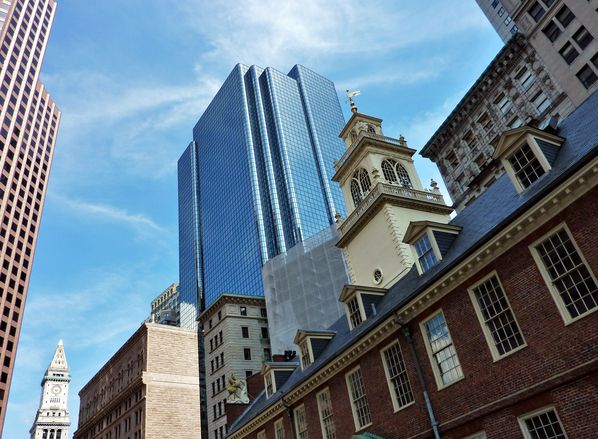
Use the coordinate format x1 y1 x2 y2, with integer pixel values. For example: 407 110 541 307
345 89 361 113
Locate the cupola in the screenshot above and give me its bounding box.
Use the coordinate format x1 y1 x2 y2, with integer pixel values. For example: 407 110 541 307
333 106 453 289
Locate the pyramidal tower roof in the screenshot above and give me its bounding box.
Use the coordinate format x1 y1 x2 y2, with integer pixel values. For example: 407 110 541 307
48 339 69 372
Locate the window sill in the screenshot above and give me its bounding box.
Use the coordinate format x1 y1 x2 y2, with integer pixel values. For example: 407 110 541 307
435 375 465 391
491 342 528 363
353 422 373 433
392 400 415 414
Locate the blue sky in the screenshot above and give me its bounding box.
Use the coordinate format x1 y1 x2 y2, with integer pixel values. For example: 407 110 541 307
4 0 502 437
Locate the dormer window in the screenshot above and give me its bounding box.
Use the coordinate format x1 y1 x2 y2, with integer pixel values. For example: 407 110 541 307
340 285 387 330
414 234 438 273
507 142 546 189
262 363 297 399
493 125 564 194
381 159 413 188
404 221 463 275
294 330 335 370
347 296 363 328
264 370 275 398
350 168 371 206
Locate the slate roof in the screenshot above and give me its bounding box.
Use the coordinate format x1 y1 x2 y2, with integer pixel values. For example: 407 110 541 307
228 90 598 435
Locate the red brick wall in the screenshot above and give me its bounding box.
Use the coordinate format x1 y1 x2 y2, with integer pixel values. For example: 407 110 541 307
238 189 598 438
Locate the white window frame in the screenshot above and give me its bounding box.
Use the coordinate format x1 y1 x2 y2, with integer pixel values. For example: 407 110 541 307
274 418 285 439
257 431 266 439
316 387 337 439
501 135 552 193
462 433 487 439
468 271 527 361
344 294 366 330
420 309 464 390
299 338 313 370
380 339 415 412
345 366 372 432
294 404 308 439
529 222 598 325
411 229 442 275
518 406 568 439
264 370 276 398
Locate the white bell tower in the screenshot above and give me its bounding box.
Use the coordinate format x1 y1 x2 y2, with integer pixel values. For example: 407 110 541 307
30 340 71 439
333 101 453 288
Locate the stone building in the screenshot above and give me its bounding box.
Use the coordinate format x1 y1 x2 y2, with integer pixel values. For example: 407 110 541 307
73 323 200 439
30 340 70 439
476 0 598 105
224 92 598 439
420 33 575 210
148 282 180 326
198 294 271 439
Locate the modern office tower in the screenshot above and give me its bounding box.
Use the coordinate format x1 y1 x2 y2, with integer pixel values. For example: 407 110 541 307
73 324 201 439
476 0 598 105
0 0 60 431
198 294 271 439
262 225 349 353
178 64 347 314
147 282 180 326
30 340 70 439
178 141 202 329
421 34 574 210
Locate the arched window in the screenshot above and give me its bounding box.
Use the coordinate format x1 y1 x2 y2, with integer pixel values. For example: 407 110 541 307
350 168 372 206
367 124 376 134
381 159 413 188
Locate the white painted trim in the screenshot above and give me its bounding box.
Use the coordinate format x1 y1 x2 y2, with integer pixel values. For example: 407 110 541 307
293 404 307 439
379 339 415 413
501 134 551 194
419 309 464 390
315 387 335 439
518 406 568 439
529 222 598 325
462 432 487 439
467 271 527 361
344 366 372 432
274 418 285 439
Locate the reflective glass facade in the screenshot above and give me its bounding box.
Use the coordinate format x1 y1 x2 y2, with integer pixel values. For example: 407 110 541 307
177 142 202 329
180 64 346 309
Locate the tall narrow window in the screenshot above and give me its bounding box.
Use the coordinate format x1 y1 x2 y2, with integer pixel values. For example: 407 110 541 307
555 5 574 28
241 326 249 338
299 339 312 369
415 233 438 273
265 371 274 397
422 311 463 387
508 143 546 189
469 274 525 359
381 341 414 411
316 388 337 439
519 407 566 439
294 404 308 439
274 418 285 439
533 226 598 322
257 431 266 439
347 296 363 329
346 367 372 430
350 168 371 206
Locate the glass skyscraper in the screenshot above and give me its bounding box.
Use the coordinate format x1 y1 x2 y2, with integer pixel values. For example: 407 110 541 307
178 63 347 312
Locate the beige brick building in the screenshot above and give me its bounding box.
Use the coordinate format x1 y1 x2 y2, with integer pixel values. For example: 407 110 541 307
73 323 200 439
421 34 575 210
198 294 271 439
476 0 598 105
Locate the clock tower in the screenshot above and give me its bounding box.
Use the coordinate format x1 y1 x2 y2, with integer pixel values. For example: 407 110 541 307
30 340 71 439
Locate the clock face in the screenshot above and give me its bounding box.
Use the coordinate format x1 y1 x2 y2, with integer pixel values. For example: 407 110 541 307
51 384 61 395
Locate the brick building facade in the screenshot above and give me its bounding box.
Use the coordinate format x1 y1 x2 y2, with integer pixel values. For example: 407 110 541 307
225 91 598 439
73 323 201 439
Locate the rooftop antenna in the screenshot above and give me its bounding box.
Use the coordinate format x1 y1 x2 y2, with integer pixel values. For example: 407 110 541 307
345 89 361 113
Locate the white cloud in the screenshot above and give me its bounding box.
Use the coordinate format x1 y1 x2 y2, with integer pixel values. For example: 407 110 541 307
51 193 167 237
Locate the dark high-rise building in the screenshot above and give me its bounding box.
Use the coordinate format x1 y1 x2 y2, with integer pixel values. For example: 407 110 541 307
0 0 60 431
178 64 346 314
